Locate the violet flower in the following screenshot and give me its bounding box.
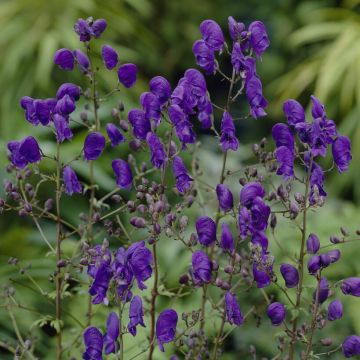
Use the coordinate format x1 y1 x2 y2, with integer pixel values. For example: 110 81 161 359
191 250 212 286
341 278 360 297
199 19 224 51
225 291 243 326
83 327 103 360
342 335 360 358
146 132 166 168
63 166 82 196
118 63 137 88
327 299 343 321
53 48 74 71
156 309 178 352
128 295 145 336
112 159 133 189
103 312 119 354
216 184 234 212
172 156 193 193
196 216 216 246
220 223 234 252
280 263 299 288
84 132 106 161
248 21 270 58
149 76 171 105
102 45 118 70
220 111 239 151
267 302 285 326
332 136 352 173
106 123 125 147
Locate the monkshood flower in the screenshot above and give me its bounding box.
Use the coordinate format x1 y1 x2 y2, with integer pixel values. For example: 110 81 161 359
216 184 234 212
249 197 270 232
314 277 329 304
118 64 137 88
102 45 118 70
184 68 207 98
54 114 73 143
103 312 119 355
240 182 265 208
267 302 285 326
220 111 239 151
191 250 212 286
128 109 151 140
84 132 106 161
220 223 234 252
253 259 271 288
326 249 341 263
8 136 42 168
306 233 320 254
341 278 360 297
168 105 196 147
53 48 74 71
225 291 243 326
83 327 103 360
74 18 107 42
63 166 82 195
280 263 299 288
156 309 178 352
128 295 145 336
248 21 270 58
309 162 327 205
172 156 193 193
196 216 216 246
251 231 269 250
140 92 161 125
106 123 125 147
275 146 295 180
56 83 81 101
228 16 245 42
73 49 90 72
54 94 76 115
332 136 352 173
200 19 224 51
92 19 108 38
87 245 112 279
192 40 216 74
149 76 171 106
239 207 251 240
32 98 55 125
272 123 294 149
245 72 268 119
327 299 343 321
231 42 245 75
146 132 166 168
307 255 321 275
342 335 360 358
283 99 305 127
20 96 37 125
112 159 133 189
113 247 134 301
89 262 113 305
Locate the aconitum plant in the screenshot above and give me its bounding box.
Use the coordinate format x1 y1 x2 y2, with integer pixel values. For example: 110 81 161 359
0 14 359 360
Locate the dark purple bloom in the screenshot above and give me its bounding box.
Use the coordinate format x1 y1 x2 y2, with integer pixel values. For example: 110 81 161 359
128 109 151 140
146 132 166 168
7 141 27 168
332 136 352 173
225 291 243 326
249 197 270 232
184 69 207 97
228 16 245 42
314 277 329 304
240 182 265 208
197 95 213 129
19 136 42 164
309 162 327 204
84 132 106 161
275 146 295 180
327 299 343 321
149 76 171 105
267 302 285 326
342 335 360 358
196 216 216 246
200 19 224 51
283 99 305 126
249 21 270 58
192 40 216 74
216 184 234 212
156 309 178 352
251 231 269 250
53 48 74 71
311 95 326 120
172 156 193 193
33 99 52 125
128 295 145 336
245 75 268 119
106 123 125 147
112 159 133 189
92 19 107 38
55 94 76 115
220 223 234 252
320 253 331 268
83 327 103 360
341 278 360 297
102 45 118 70
168 105 196 146
220 111 238 151
89 262 113 305
326 249 341 263
74 19 93 42
307 255 321 275
307 233 320 254
140 92 161 125
103 312 119 354
20 96 37 125
63 166 82 195
73 49 90 71
272 123 294 150
118 63 137 88
56 83 81 101
253 261 271 288
280 263 299 288
191 250 212 286
239 207 251 240
231 42 246 74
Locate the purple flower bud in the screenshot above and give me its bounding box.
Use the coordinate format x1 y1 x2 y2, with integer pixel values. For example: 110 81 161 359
332 136 352 173
267 302 286 326
240 182 265 208
156 309 178 352
102 45 118 70
216 184 234 212
74 18 93 42
311 95 326 120
53 48 74 71
228 16 245 42
283 99 305 126
56 83 81 101
342 335 360 358
112 159 133 189
172 156 193 193
128 295 145 336
330 235 341 244
118 63 137 88
341 278 360 297
220 223 234 252
225 291 243 326
192 40 216 74
307 255 321 275
146 132 166 168
191 250 212 286
320 253 331 268
106 123 125 147
200 19 224 51
44 198 54 210
73 49 90 70
280 263 299 288
149 76 171 105
84 132 106 161
307 233 320 254
104 312 119 354
17 137 42 165
272 123 294 150
326 249 341 264
83 327 103 360
220 111 239 151
55 94 76 115
53 114 72 143
63 166 82 196
130 217 147 228
249 21 270 58
195 216 216 246
92 19 107 38
128 109 151 140
253 262 271 288
140 92 161 124
245 72 268 119
327 299 343 321
314 277 329 304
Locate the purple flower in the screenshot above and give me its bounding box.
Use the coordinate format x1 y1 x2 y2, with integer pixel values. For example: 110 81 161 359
309 162 327 205
283 99 305 126
74 19 93 42
307 255 321 275
106 123 125 147
196 216 216 246
220 111 239 151
128 295 145 336
149 76 171 105
326 249 341 263
118 64 137 88
240 182 265 208
197 96 213 129
327 299 343 321
92 19 107 38
311 95 326 120
306 233 320 254
191 250 212 286
140 92 161 125
332 136 352 173
56 83 81 101
267 302 285 326
239 207 251 240
272 123 294 150
184 69 207 97
314 277 329 304
275 146 295 180
280 264 299 288
54 94 76 115
84 132 106 161
7 141 27 168
245 75 268 118
53 48 74 71
156 309 178 352
168 105 196 146
192 40 216 74
89 262 113 305
341 278 360 297
103 312 119 354
83 327 103 360
249 197 270 232
73 49 90 71
112 159 133 189
146 132 166 168
20 96 37 125
19 136 42 164
128 109 151 140
172 156 193 193
102 45 118 70
228 16 245 42
63 166 82 195
253 261 271 288
32 99 52 125
231 42 246 74
225 291 243 326
220 223 234 252
216 184 234 212
342 335 360 358
248 21 270 58
200 19 224 51
251 231 269 250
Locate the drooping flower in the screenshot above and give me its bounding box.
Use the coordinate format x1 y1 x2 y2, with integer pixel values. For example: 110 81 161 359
240 182 265 208
184 69 207 97
73 49 90 71
54 94 76 115
341 278 360 297
63 166 82 195
253 260 271 288
231 42 245 74
272 123 294 150
149 76 171 105
249 197 270 232
168 105 196 146
74 19 93 42
307 255 321 275
102 45 118 70
128 295 145 336
103 312 119 355
192 40 216 74
53 48 74 71
326 249 341 264
15 136 42 165
309 162 327 205
225 291 243 326
156 309 178 352
248 21 270 58
228 16 245 42
84 132 106 161
112 159 133 189
275 146 295 180
89 262 113 305
140 92 161 125
20 96 37 125
220 111 238 151
83 327 103 360
220 223 234 252
56 83 81 101
245 75 268 119
128 109 151 140
327 299 343 321
342 335 360 358
33 99 54 125
172 156 193 193
92 19 107 38
106 123 125 147
239 206 251 240
7 141 27 168
199 19 224 51
251 231 269 250
196 216 216 246
280 264 299 288
314 277 329 304
267 302 286 326
332 136 352 173
216 184 234 212
191 250 212 286
146 132 166 168
306 233 320 254
118 64 137 88
283 99 305 127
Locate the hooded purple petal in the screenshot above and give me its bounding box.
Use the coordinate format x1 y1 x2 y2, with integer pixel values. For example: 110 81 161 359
200 19 224 51
103 312 119 354
102 45 118 70
63 166 82 195
128 295 145 336
112 159 133 189
106 123 125 147
118 63 137 88
156 309 178 352
196 216 216 246
84 132 106 161
54 48 74 71
332 136 352 173
225 291 243 326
